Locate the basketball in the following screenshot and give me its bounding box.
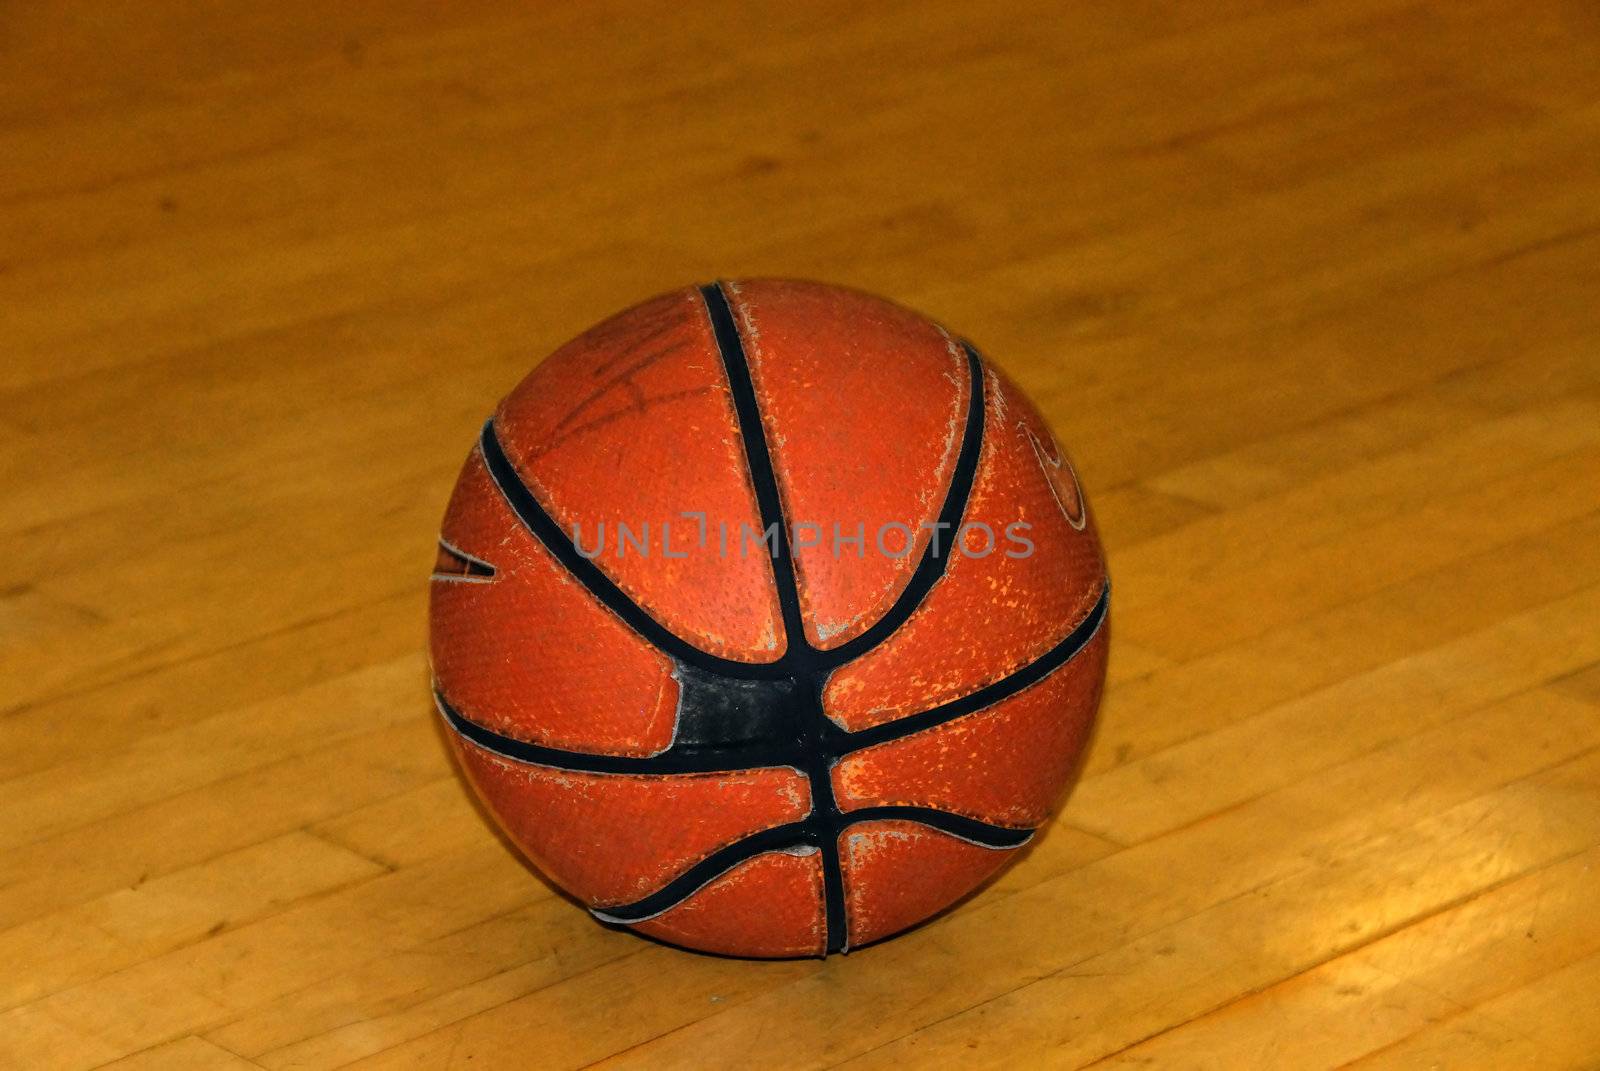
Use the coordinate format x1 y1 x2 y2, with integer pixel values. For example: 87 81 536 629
429 279 1109 957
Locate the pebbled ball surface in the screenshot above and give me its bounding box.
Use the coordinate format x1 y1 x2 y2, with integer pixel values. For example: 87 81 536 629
429 280 1108 957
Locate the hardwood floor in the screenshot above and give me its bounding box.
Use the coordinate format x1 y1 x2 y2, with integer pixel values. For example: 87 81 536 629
3 3 1598 1067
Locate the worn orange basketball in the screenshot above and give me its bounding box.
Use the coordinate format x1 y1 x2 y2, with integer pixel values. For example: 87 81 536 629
429 280 1108 956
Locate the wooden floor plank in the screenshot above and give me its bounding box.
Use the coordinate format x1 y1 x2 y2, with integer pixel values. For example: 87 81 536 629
1090 840 1600 1069
1346 948 1600 1070
1089 508 1600 776
1 831 382 1011
0 716 440 932
1074 582 1600 843
96 1036 264 1071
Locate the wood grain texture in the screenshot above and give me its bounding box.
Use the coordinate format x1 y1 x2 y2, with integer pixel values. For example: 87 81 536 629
4 2 1599 1068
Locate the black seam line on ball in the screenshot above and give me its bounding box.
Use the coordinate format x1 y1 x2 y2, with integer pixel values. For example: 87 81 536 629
433 578 1107 775
590 808 1032 926
590 821 814 924
829 580 1110 752
477 419 787 682
839 807 1035 848
702 281 850 952
700 283 811 653
822 341 987 666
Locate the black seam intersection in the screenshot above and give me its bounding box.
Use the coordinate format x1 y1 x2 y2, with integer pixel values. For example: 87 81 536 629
436 581 1108 774
440 281 1107 952
703 281 853 950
